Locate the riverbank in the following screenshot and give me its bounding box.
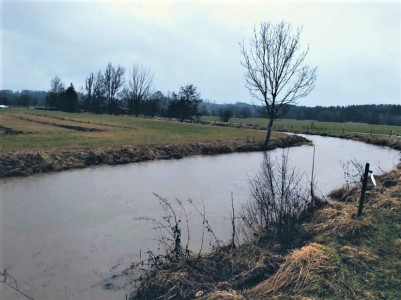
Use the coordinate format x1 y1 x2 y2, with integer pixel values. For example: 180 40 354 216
0 134 308 178
2 110 399 178
130 162 401 299
200 117 401 150
201 116 401 138
293 131 401 150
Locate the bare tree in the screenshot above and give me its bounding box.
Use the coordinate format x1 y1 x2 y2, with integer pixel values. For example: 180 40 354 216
46 76 65 108
50 76 65 94
85 72 94 110
241 21 317 147
103 63 125 114
85 71 105 113
128 63 154 116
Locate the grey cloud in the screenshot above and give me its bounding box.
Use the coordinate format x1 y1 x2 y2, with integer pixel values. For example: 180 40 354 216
1 1 400 106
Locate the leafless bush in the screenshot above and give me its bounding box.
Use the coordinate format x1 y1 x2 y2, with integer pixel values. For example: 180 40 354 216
341 159 364 188
121 194 221 286
136 193 191 263
240 150 318 243
187 197 220 254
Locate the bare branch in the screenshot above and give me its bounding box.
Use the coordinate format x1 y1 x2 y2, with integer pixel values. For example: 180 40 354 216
128 63 154 116
103 63 125 114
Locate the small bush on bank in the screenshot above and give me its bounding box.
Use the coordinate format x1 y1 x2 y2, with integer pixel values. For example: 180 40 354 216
240 150 322 244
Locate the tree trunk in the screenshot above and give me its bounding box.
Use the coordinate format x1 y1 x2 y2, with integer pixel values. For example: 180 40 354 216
264 118 274 148
108 100 112 115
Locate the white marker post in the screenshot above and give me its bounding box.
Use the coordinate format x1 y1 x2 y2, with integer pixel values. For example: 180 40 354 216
370 172 376 187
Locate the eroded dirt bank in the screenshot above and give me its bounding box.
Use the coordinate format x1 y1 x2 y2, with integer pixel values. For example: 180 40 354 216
0 134 308 178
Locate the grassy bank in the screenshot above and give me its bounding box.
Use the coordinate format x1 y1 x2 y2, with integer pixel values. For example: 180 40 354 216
202 116 401 138
1 109 399 178
206 116 401 150
130 163 401 300
0 109 309 178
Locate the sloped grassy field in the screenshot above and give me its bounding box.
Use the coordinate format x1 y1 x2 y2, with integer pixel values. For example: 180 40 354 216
0 109 270 152
1 109 312 177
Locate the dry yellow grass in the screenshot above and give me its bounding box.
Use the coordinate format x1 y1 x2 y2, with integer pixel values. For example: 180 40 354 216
249 165 401 300
202 289 245 299
370 167 401 209
302 201 374 243
249 243 348 299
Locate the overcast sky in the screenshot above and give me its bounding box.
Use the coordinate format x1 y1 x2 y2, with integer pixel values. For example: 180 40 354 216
1 0 400 106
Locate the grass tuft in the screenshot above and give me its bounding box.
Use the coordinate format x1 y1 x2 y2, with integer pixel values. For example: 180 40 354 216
249 243 353 299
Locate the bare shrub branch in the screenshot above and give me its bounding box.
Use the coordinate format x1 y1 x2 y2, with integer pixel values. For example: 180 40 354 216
240 150 318 243
341 159 364 189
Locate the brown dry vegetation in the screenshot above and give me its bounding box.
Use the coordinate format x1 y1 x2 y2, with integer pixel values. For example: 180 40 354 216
249 163 401 300
249 243 348 299
133 244 283 300
131 163 401 300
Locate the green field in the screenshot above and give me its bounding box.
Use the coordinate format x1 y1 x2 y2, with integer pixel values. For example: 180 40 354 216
202 116 401 137
1 109 400 152
0 109 268 152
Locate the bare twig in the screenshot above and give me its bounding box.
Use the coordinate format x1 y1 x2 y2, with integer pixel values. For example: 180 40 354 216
230 192 236 249
241 150 316 243
188 197 220 249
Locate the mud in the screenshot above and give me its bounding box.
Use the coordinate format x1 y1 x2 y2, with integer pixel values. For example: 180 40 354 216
0 135 308 178
0 125 25 135
25 113 135 129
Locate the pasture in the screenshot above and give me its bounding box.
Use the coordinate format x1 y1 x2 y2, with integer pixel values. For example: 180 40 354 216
1 109 400 153
0 109 267 152
202 116 401 137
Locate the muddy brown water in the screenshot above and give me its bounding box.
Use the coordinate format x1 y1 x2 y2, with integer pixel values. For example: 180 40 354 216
0 135 399 300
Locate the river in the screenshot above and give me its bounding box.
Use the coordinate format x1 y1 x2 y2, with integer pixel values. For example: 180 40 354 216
0 134 399 299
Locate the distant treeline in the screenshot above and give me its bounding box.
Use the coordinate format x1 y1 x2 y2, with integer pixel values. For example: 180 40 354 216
0 90 48 107
283 104 401 126
1 89 400 126
202 102 401 126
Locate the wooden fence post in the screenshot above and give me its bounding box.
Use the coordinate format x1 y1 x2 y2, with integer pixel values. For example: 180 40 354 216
357 163 370 217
